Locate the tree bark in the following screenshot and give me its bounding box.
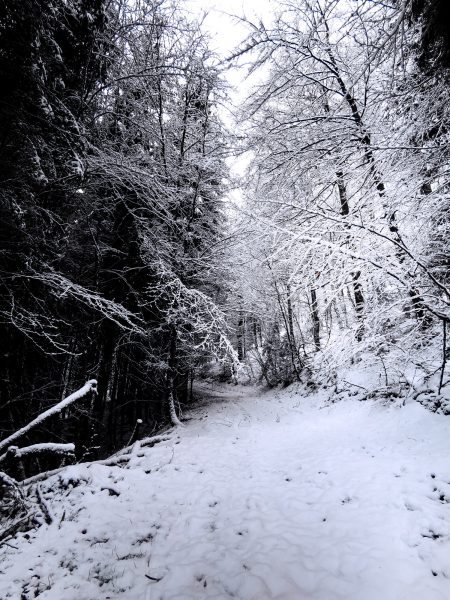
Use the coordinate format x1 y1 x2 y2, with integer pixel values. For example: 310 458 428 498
334 161 366 339
167 326 182 427
353 271 365 341
237 311 245 361
310 287 321 351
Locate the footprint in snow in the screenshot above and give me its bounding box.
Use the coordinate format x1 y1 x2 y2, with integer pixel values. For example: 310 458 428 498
422 530 442 540
133 531 155 545
236 529 248 536
195 574 207 587
145 569 166 582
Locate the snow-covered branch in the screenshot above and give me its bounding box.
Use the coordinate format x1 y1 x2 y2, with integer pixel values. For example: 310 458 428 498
0 381 97 454
0 443 75 465
25 272 147 336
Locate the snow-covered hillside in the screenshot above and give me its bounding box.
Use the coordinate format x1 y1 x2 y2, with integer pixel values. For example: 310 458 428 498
1 385 450 599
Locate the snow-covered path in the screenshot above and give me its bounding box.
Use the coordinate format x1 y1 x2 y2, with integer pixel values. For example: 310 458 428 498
1 385 450 599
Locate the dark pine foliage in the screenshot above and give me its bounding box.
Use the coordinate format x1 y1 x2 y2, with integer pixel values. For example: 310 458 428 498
412 0 450 72
0 0 229 476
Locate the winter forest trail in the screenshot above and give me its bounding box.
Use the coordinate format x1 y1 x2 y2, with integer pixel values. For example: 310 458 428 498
1 385 450 600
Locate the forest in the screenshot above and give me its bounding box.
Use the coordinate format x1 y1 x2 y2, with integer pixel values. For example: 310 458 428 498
2 0 449 469
0 1 450 594
0 0 233 471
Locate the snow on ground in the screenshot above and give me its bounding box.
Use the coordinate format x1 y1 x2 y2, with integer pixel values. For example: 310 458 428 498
1 383 450 599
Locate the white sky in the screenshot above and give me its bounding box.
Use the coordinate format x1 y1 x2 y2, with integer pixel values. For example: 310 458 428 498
185 1 276 203
187 0 275 58
187 0 275 103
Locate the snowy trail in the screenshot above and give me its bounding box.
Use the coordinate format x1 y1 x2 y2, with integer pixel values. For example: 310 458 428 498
1 385 450 599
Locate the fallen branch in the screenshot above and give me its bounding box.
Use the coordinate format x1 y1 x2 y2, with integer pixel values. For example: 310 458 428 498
341 380 368 392
0 512 38 543
20 466 66 487
0 443 75 465
0 380 97 454
20 434 171 485
0 471 36 545
35 484 53 524
0 471 23 497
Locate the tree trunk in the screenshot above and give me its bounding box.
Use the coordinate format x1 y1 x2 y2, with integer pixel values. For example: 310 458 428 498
286 283 296 350
352 271 365 341
167 326 182 427
237 311 245 361
324 28 430 325
334 167 365 339
310 287 321 351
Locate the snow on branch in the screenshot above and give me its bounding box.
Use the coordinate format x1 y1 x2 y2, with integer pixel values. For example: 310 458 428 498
0 380 97 454
150 264 237 362
0 471 22 494
0 443 75 464
21 434 172 486
26 271 147 335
